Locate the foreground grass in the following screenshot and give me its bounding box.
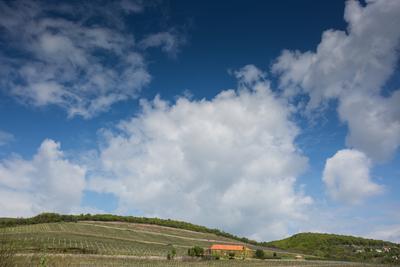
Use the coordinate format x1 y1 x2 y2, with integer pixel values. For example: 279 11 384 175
12 255 395 267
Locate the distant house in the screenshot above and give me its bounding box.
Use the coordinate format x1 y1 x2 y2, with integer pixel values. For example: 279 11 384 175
295 255 303 260
208 244 252 259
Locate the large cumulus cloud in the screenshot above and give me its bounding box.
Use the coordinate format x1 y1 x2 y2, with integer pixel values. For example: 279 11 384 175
272 0 400 163
88 66 312 240
322 149 383 204
272 0 400 204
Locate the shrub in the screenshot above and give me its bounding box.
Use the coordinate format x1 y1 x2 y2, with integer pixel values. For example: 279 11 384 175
255 249 265 259
167 247 176 260
188 246 204 257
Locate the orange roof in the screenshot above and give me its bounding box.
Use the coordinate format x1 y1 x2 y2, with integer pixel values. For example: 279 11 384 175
210 244 246 251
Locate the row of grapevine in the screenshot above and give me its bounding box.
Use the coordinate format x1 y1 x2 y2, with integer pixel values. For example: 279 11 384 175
12 255 392 267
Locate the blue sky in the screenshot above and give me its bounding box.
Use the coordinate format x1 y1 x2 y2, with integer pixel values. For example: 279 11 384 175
0 0 399 242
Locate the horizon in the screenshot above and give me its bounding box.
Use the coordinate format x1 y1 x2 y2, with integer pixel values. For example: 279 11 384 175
0 0 399 244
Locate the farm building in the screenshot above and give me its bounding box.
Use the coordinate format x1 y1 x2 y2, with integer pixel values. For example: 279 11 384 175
207 244 252 259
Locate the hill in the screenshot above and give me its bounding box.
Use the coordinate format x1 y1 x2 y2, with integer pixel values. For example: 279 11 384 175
0 213 397 266
265 232 400 264
0 213 310 266
1 220 241 256
0 213 255 245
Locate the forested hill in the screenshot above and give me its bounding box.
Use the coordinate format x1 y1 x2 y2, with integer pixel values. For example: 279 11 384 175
265 232 400 264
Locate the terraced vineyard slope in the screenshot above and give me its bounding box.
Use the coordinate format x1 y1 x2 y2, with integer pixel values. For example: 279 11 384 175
0 221 247 257
0 214 397 266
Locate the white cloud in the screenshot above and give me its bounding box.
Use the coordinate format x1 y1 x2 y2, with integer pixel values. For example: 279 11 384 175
322 149 383 205
272 0 400 162
368 224 400 243
88 66 312 240
0 1 183 118
0 130 14 146
139 31 186 57
120 0 144 14
0 139 86 217
234 64 266 86
339 91 400 162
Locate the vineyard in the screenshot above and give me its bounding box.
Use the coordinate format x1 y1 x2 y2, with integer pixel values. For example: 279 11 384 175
0 221 396 266
10 255 393 267
0 221 245 257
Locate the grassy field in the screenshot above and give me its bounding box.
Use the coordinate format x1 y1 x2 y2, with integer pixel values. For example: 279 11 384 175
11 255 394 267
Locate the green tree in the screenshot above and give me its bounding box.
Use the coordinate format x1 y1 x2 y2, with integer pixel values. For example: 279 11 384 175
255 249 265 259
188 246 204 257
167 247 176 260
38 255 47 267
171 247 176 258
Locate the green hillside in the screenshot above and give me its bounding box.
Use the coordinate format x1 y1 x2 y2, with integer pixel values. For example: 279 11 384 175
0 214 398 266
0 213 256 245
0 214 305 266
265 232 400 264
0 221 240 256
